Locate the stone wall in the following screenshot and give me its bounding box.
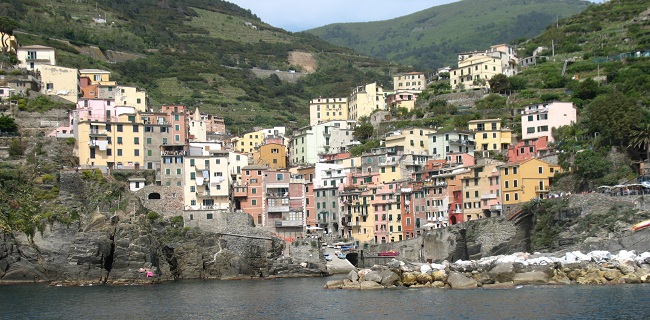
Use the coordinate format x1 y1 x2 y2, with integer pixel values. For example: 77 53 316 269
134 185 183 218
13 109 70 130
183 211 255 233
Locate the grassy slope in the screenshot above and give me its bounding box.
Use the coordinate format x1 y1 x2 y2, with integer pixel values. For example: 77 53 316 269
9 0 395 134
306 0 589 69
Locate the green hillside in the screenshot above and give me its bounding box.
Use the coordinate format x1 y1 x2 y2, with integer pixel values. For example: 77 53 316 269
306 0 590 69
3 0 396 133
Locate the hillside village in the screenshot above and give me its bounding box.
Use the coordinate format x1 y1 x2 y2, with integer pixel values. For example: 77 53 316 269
0 34 592 249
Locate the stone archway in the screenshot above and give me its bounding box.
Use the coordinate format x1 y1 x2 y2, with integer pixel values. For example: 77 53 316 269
148 192 161 200
450 215 457 225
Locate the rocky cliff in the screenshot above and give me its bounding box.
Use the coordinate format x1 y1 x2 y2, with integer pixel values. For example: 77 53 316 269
365 193 650 264
0 171 326 285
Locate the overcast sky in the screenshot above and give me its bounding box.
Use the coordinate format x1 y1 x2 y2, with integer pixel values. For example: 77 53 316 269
227 0 607 32
227 0 459 32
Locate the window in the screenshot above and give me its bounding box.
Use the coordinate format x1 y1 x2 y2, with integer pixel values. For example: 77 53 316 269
514 180 518 187
134 149 139 156
117 149 123 156
506 194 510 201
176 168 181 175
505 181 509 188
174 114 180 121
106 148 112 156
207 214 213 219
165 169 171 175
527 127 535 133
277 173 283 180
132 125 139 132
134 137 140 145
117 124 123 132
147 150 152 157
117 137 123 145
190 172 196 180
514 193 519 201
190 186 195 192
252 199 257 205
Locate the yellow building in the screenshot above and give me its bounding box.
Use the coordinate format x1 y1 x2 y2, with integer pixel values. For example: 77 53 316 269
468 118 513 154
253 143 287 169
78 112 145 171
384 127 437 155
348 82 386 121
0 32 18 53
116 85 148 111
233 130 265 154
500 158 560 211
393 72 426 92
459 160 503 221
17 45 55 71
309 97 348 126
39 65 79 104
450 55 502 90
79 69 112 85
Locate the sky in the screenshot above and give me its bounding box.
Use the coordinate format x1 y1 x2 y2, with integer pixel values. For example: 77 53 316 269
227 0 459 32
227 0 608 32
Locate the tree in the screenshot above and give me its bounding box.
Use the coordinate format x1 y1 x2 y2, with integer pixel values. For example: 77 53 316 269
508 76 527 90
574 150 611 180
488 74 511 93
475 94 507 110
0 16 17 53
0 114 17 133
628 123 650 161
574 78 600 101
585 93 639 144
353 123 374 143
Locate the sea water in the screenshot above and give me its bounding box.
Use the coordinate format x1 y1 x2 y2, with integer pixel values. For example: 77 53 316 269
1 278 648 320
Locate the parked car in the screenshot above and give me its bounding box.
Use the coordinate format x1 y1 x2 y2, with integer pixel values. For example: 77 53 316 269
323 253 333 261
337 252 347 259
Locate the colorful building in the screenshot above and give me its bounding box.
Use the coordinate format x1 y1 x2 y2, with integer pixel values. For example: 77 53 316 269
499 158 561 212
309 97 348 126
521 101 576 142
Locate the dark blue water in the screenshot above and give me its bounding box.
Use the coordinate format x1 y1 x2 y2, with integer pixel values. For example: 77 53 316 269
1 277 649 320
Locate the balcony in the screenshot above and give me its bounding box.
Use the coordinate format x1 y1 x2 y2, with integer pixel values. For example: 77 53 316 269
161 150 186 156
184 204 229 211
275 220 303 227
268 205 290 212
481 193 497 200
233 186 248 197
490 204 502 211
449 139 475 145
267 192 289 198
89 129 107 136
535 186 549 192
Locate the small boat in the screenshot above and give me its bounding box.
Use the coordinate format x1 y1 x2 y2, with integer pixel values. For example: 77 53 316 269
378 250 400 257
632 219 650 231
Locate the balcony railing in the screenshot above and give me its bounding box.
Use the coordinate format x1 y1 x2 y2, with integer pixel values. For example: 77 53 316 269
535 186 549 192
161 150 186 156
89 129 107 135
490 204 502 211
268 205 290 212
274 220 303 227
481 193 497 199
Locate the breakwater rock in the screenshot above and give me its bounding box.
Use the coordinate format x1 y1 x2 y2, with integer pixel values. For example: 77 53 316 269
324 250 650 290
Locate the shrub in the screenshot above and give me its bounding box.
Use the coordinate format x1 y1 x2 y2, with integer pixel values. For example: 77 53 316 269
147 211 160 222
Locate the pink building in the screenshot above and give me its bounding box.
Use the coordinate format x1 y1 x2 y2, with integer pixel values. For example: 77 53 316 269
506 136 549 162
234 165 266 225
161 105 188 144
521 101 576 142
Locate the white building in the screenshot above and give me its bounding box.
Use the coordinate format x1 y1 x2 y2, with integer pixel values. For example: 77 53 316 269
521 101 576 143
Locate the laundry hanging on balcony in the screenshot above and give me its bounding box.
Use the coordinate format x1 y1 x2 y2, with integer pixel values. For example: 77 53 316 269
96 140 108 151
196 176 204 186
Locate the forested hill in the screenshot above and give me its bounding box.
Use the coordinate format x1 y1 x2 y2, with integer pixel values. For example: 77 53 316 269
2 0 398 133
306 0 590 69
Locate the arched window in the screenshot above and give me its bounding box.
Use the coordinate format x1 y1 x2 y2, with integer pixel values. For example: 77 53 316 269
148 193 161 200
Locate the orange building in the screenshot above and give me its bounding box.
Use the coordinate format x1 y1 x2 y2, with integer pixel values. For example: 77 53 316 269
253 143 287 169
234 165 267 225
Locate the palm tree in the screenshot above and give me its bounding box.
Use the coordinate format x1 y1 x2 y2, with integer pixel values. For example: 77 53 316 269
628 123 650 161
